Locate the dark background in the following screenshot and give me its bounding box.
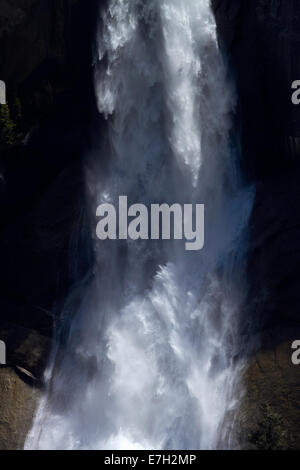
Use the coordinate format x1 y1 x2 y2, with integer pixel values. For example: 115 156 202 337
0 0 299 450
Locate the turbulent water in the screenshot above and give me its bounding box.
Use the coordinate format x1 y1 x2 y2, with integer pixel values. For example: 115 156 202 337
26 0 254 450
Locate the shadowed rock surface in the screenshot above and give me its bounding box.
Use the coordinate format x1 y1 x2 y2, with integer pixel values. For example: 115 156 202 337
0 367 40 450
238 327 300 449
213 0 300 448
0 0 98 449
0 0 299 450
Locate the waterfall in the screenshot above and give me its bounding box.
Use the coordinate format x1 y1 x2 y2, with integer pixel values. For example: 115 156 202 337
25 0 254 450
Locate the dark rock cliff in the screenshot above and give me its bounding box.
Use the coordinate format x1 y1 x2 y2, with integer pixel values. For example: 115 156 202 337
213 0 300 331
213 0 300 177
0 0 99 448
213 0 300 449
0 0 99 346
0 0 299 450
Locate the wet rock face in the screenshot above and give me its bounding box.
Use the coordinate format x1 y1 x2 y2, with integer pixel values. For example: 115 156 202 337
0 367 40 450
0 1 36 36
0 0 101 128
0 0 66 84
213 1 300 448
0 0 299 450
0 0 97 333
212 1 300 330
0 323 51 450
248 169 300 333
242 169 300 448
239 328 300 450
213 0 300 179
0 0 97 449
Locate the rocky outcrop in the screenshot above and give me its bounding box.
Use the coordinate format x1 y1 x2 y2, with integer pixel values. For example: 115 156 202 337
0 0 66 84
0 0 97 450
0 0 299 450
248 168 300 332
213 0 300 449
239 329 300 450
239 162 300 450
0 367 41 450
213 0 300 179
0 0 100 128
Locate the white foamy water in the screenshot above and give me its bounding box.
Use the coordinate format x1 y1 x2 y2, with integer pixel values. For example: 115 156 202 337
25 0 254 450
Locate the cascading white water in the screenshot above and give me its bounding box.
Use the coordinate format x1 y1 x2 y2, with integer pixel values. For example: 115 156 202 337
26 0 254 450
